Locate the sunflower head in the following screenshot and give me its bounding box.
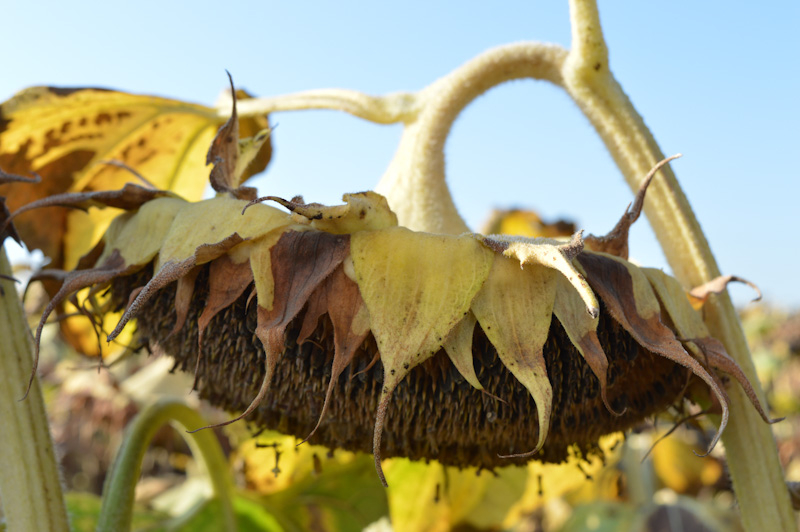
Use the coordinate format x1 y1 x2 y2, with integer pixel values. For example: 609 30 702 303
16 90 777 489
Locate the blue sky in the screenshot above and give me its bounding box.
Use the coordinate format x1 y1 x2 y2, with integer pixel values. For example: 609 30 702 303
3 2 799 307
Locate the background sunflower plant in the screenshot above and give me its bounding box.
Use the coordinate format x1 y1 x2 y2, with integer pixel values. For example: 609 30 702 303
0 0 795 531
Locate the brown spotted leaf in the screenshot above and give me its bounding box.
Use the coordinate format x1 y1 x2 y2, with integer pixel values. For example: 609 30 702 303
585 155 680 260
0 84 271 269
577 251 730 454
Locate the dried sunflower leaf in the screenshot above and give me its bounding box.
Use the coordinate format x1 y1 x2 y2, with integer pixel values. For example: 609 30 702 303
29 250 133 398
685 337 780 425
3 183 175 234
0 168 40 185
207 73 240 195
577 251 730 454
470 254 557 458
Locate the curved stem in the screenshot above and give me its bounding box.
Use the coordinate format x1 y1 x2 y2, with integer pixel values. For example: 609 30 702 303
562 1 794 529
0 246 70 532
96 399 236 532
226 88 420 124
376 42 569 234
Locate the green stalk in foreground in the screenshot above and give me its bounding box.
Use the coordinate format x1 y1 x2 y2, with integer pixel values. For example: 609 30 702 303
0 246 70 532
96 399 236 532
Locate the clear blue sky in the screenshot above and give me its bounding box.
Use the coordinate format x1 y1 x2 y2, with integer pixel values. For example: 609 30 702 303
3 2 798 307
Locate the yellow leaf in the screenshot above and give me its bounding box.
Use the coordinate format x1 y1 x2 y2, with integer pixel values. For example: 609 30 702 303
0 86 271 269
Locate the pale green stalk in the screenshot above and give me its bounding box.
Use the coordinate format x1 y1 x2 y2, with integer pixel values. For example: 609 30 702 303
561 1 793 529
0 246 70 531
96 399 236 531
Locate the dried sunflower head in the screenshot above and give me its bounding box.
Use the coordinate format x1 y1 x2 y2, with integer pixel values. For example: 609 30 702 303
18 92 776 489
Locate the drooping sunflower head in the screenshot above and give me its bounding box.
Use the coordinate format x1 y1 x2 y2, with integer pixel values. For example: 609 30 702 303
16 89 777 488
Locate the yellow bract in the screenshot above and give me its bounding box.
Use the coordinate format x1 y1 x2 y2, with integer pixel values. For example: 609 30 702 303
471 255 557 455
155 197 290 270
99 197 187 267
351 227 493 389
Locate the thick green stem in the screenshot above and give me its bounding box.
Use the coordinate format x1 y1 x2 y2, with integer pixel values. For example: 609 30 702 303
96 399 236 532
0 246 70 531
562 1 794 529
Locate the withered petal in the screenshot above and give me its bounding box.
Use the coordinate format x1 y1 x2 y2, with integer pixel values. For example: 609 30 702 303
207 72 240 196
168 267 200 337
108 233 244 343
201 230 350 430
688 275 762 310
194 255 254 387
685 337 781 425
577 251 730 455
300 265 370 445
585 155 681 260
